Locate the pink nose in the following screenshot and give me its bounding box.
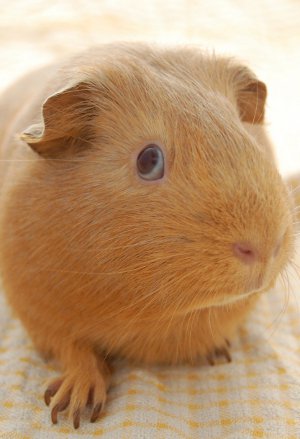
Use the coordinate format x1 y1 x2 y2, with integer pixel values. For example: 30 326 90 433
233 242 258 264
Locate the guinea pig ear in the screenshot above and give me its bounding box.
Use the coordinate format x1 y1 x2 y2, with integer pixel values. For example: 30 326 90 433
20 81 95 156
231 66 267 124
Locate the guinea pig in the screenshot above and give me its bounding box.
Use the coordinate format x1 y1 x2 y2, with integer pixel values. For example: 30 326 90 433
0 42 295 428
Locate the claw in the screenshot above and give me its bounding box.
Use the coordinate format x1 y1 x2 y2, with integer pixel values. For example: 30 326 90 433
215 347 232 363
224 348 232 363
51 404 59 424
87 387 94 406
207 343 232 366
51 392 71 424
73 408 81 429
44 379 63 406
91 402 103 423
44 390 52 407
206 353 215 366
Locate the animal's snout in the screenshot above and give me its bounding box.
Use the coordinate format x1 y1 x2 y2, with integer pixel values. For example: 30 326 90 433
233 236 285 265
233 242 258 264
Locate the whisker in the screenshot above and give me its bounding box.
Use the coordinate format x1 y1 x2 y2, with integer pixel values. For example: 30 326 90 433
0 158 108 164
289 184 300 195
266 272 290 340
289 260 300 277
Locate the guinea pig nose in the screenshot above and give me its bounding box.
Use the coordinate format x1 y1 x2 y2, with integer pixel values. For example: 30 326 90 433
233 242 258 264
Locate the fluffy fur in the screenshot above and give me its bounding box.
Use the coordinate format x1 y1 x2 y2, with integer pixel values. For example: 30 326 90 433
0 43 295 428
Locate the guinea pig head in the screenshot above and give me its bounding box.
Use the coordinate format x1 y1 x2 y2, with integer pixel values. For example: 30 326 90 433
21 47 295 318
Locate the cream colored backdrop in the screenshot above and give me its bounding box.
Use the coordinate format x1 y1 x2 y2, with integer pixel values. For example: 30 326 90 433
0 0 299 175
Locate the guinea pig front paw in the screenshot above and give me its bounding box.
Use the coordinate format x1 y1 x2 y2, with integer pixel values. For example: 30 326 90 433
206 340 232 366
44 368 108 428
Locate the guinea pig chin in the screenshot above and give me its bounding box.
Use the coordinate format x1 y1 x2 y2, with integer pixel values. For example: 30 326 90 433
207 277 268 308
212 260 284 308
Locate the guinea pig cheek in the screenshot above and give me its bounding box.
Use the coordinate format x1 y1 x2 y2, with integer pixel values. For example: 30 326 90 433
131 141 169 186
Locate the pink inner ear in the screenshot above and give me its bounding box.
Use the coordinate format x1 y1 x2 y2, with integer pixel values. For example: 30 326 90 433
238 80 267 124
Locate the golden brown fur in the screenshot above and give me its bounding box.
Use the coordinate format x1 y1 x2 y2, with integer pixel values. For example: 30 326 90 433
0 43 296 428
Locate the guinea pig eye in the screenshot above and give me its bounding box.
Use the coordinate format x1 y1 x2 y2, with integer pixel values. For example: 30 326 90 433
137 144 164 180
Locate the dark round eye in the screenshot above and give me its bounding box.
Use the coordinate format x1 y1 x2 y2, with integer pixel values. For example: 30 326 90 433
137 144 164 180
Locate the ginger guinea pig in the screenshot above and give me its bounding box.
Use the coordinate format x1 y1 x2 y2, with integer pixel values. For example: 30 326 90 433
0 43 295 428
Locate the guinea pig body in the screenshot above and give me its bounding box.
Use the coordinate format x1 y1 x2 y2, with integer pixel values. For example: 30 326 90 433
0 43 294 427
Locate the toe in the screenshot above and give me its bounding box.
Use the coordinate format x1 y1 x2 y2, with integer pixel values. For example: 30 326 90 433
206 353 215 366
51 390 71 424
73 408 81 429
44 378 63 406
86 386 94 406
90 402 103 423
215 346 232 363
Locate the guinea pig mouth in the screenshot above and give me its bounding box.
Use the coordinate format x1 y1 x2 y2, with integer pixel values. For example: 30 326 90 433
246 272 265 292
213 273 270 307
214 287 264 307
